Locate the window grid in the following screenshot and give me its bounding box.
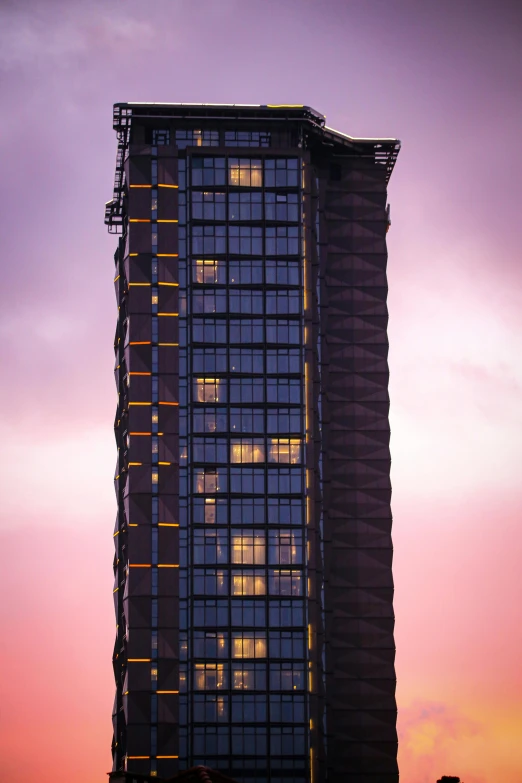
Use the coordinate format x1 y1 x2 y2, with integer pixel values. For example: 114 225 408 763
183 150 309 773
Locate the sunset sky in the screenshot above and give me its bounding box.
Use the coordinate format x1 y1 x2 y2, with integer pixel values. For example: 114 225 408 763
0 1 521 782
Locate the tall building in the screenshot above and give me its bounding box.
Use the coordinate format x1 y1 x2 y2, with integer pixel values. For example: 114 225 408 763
106 103 400 783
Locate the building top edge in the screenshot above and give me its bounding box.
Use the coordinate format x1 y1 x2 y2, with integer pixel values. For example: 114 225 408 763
114 103 399 146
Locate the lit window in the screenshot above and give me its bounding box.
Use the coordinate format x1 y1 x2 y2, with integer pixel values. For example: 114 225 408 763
151 665 158 681
196 470 216 494
229 158 263 187
230 438 265 463
231 570 266 596
194 469 226 494
194 663 226 690
232 632 267 659
194 378 223 403
152 293 158 305
152 408 159 424
231 532 265 564
194 259 220 284
152 471 159 484
232 663 265 690
268 438 301 464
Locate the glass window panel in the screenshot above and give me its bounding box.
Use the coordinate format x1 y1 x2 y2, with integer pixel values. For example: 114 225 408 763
232 662 266 690
269 569 303 596
231 531 266 564
194 469 227 493
194 662 227 690
268 438 302 463
232 632 267 658
229 158 263 187
193 407 228 434
268 531 302 564
193 259 224 284
194 378 226 403
231 570 266 595
230 438 265 463
194 631 228 658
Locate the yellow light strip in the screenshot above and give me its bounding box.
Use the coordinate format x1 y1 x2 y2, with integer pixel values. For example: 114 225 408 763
129 341 151 346
130 185 152 189
128 658 151 662
157 253 178 257
158 312 179 317
114 275 120 282
158 281 179 287
159 401 179 406
113 587 119 593
158 184 178 188
129 432 152 436
128 564 151 568
158 461 171 465
159 523 179 527
113 531 119 537
129 219 151 223
128 402 152 406
157 219 179 223
157 690 179 694
127 756 150 760
158 564 179 568
129 282 151 287
158 342 179 346
267 104 304 108
128 462 142 466
128 523 138 527
157 755 179 759
129 253 138 256
129 372 152 376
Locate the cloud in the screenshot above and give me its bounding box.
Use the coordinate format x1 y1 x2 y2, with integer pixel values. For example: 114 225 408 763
0 3 157 70
399 701 484 783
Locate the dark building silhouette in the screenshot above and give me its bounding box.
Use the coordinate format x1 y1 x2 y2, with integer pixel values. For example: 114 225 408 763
106 103 400 783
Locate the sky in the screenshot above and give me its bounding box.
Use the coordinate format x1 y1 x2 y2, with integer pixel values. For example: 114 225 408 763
0 0 521 781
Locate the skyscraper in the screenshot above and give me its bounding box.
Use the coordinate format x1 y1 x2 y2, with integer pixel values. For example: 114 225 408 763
106 103 400 783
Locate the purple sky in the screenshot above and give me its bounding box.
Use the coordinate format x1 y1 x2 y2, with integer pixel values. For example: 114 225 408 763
0 2 521 782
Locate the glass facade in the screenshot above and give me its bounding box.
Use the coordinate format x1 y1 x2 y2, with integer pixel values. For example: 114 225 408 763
177 151 308 781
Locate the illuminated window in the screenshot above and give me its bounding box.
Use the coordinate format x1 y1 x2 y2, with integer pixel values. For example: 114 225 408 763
231 570 266 596
228 158 263 187
268 438 301 464
194 663 226 690
231 532 265 564
194 259 220 284
151 664 158 682
232 663 265 690
232 632 267 659
152 471 159 484
194 469 224 494
194 378 224 403
151 293 158 305
230 438 265 463
151 407 159 425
